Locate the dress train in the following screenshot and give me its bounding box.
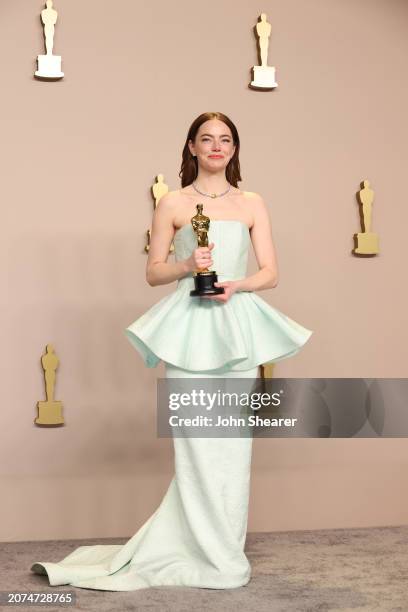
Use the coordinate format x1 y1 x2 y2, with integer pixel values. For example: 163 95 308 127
30 364 258 591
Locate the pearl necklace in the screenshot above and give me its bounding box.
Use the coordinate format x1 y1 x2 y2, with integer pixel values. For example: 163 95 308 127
192 182 232 199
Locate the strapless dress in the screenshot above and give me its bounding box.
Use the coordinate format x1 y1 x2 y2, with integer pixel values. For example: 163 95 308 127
29 221 313 592
124 220 312 371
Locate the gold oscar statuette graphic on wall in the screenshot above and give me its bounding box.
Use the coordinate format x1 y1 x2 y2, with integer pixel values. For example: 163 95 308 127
352 180 380 256
34 344 64 426
34 0 64 80
260 363 274 379
145 174 174 254
249 13 278 90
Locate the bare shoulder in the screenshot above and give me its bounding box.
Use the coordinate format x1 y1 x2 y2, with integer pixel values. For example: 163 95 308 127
242 191 268 216
154 189 182 219
242 190 265 205
156 189 181 207
241 191 273 234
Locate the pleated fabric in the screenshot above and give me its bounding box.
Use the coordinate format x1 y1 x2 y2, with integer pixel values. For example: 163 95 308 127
30 364 258 591
124 220 313 372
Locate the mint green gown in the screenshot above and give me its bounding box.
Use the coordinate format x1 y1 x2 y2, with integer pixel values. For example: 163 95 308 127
124 220 313 372
30 220 312 591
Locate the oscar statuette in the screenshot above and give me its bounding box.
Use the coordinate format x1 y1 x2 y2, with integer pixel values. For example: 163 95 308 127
34 0 64 80
189 204 225 297
35 344 64 426
352 180 380 256
249 13 278 90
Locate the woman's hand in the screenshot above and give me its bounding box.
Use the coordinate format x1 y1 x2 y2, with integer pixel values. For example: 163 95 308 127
200 280 240 303
185 242 215 273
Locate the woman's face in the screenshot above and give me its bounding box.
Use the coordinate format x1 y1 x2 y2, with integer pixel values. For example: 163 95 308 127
188 119 236 174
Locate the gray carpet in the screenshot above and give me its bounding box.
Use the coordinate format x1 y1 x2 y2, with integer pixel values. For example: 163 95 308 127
2 525 407 611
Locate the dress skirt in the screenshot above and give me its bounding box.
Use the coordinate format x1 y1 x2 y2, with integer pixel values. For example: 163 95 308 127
30 363 259 591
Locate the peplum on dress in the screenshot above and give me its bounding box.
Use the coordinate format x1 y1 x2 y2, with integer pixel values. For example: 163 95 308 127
30 220 312 592
124 219 312 372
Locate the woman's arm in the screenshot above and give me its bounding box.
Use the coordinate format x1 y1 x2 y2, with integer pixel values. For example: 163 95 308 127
146 193 191 286
235 192 279 292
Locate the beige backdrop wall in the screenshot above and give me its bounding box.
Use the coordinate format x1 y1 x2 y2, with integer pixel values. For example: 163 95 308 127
2 0 408 542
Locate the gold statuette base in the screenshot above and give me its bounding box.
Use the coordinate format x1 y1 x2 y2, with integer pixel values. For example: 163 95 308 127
35 55 64 79
250 65 278 89
35 401 64 426
353 232 379 255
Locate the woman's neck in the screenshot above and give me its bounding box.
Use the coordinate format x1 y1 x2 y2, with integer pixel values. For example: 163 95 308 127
193 170 230 194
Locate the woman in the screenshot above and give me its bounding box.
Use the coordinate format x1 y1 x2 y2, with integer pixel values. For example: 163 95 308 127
31 112 312 591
